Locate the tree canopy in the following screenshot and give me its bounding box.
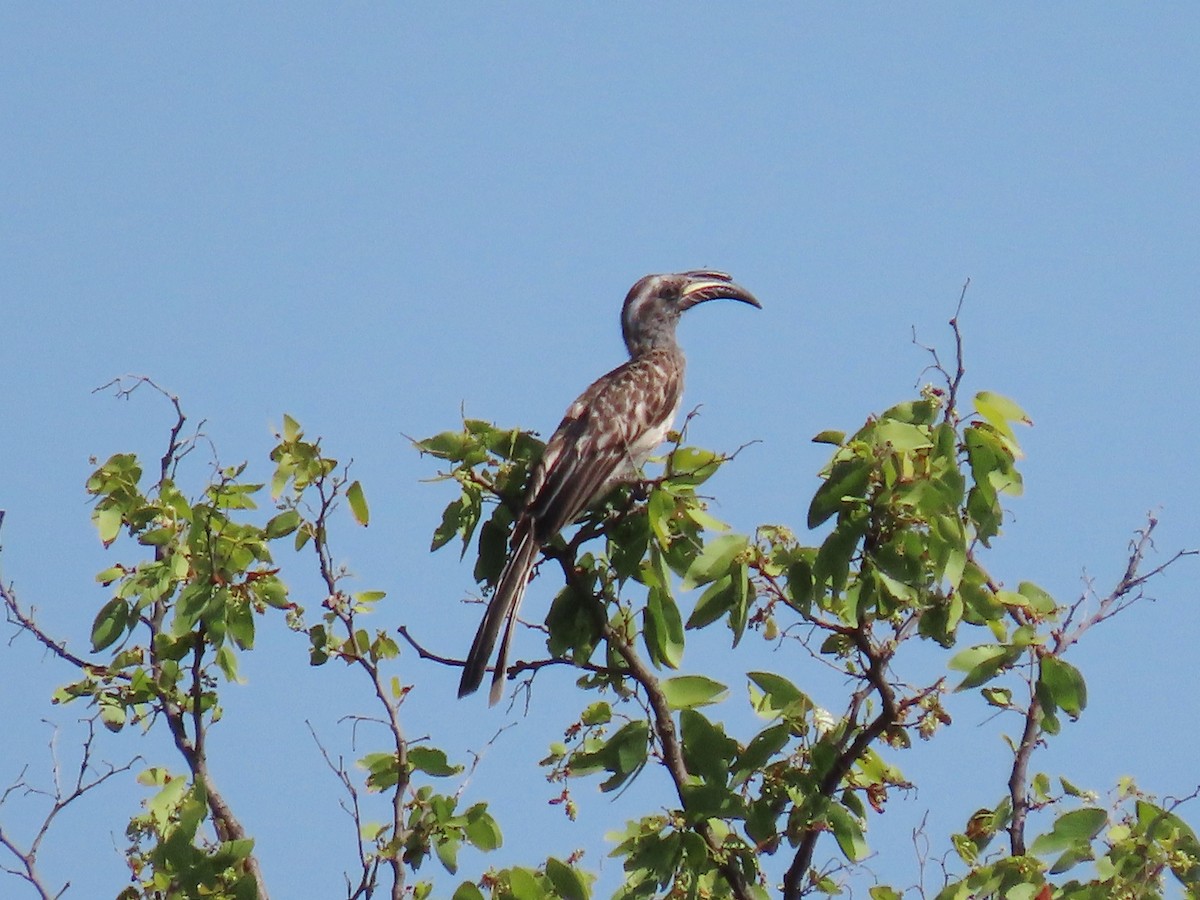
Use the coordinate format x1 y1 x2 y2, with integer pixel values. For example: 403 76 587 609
2 324 1197 900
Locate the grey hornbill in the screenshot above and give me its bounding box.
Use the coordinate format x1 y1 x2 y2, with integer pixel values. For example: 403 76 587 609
458 270 761 703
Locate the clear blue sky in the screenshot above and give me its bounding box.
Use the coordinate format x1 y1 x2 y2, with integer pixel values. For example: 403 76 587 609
2 6 1197 897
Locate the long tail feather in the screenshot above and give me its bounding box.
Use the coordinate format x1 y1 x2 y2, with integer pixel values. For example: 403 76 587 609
458 528 538 701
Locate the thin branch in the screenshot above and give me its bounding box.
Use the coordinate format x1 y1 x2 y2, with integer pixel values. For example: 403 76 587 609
397 623 611 686
1055 516 1197 655
783 622 941 899
91 375 202 487
307 722 381 900
2 582 98 672
0 719 139 900
912 279 970 424
308 468 407 900
1006 514 1197 855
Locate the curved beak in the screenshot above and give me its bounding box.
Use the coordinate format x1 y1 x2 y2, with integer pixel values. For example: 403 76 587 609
678 270 761 311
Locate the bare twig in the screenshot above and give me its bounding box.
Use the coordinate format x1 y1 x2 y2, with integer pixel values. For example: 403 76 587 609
0 720 139 900
92 376 204 486
1055 516 1197 655
1006 515 1197 855
307 722 382 900
3 582 100 672
912 279 970 423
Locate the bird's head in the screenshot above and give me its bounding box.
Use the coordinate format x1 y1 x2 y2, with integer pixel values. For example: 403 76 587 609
621 270 761 355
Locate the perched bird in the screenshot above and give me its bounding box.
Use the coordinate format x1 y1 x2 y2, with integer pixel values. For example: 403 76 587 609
459 271 761 703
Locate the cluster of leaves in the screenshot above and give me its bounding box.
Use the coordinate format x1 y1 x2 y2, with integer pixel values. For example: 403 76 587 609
63 443 302 897
42 406 521 899
119 769 256 900
938 778 1200 900
420 389 1199 899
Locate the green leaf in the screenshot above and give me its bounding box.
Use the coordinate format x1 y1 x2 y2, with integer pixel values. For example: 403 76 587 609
415 430 472 460
409 746 461 777
873 419 934 452
881 399 940 425
216 644 240 682
227 599 255 650
506 867 544 900
581 702 611 726
545 858 589 900
463 803 502 851
432 497 467 552
137 526 175 547
642 585 684 669
91 597 130 651
452 883 485 900
808 457 871 529
257 577 289 609
679 709 737 789
435 836 460 874
660 675 728 709
966 424 1023 495
981 687 1012 708
94 565 125 586
347 480 369 526
827 803 868 862
590 721 649 792
545 580 603 662
814 515 864 597
94 505 123 546
786 559 814 613
1017 580 1058 616
353 590 386 608
282 414 302 442
732 723 790 784
359 751 401 791
686 575 735 630
812 430 846 445
948 643 1020 690
680 534 749 591
748 671 812 722
668 446 722 486
1038 656 1087 718
728 562 750 647
974 391 1032 442
646 486 675 547
99 697 126 732
474 512 509 579
264 509 301 539
1029 807 1107 857
1059 776 1089 799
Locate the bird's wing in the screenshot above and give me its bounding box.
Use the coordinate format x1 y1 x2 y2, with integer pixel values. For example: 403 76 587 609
526 349 683 537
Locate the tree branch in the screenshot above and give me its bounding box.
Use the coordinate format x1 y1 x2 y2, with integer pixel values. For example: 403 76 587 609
306 722 383 900
310 470 408 900
912 278 970 424
1007 514 1197 855
602 623 755 900
0 720 138 900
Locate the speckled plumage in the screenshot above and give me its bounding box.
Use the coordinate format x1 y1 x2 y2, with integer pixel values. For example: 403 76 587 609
459 271 759 704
